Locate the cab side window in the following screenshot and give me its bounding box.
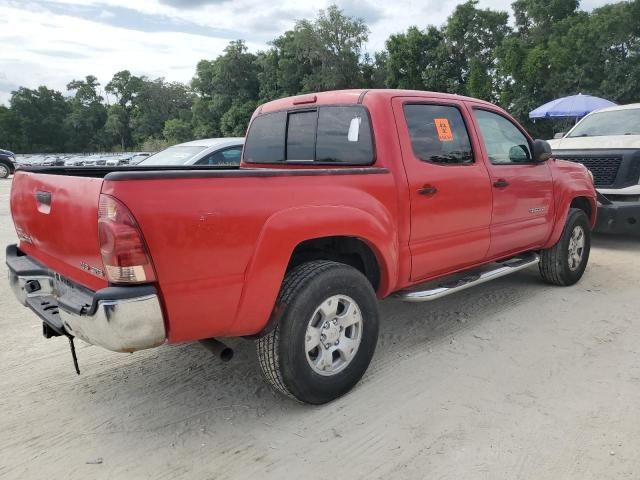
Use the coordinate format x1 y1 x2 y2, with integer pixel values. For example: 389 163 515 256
473 110 533 164
404 104 474 164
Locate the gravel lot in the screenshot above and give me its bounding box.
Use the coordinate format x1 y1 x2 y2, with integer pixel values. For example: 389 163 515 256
1 177 639 480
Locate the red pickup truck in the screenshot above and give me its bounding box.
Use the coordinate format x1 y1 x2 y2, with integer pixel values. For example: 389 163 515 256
7 90 597 404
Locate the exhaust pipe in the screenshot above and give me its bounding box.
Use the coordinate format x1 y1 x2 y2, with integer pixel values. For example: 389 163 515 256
200 338 234 362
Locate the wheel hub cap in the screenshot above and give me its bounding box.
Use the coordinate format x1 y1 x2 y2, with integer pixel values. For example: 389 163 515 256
305 294 363 376
568 225 585 271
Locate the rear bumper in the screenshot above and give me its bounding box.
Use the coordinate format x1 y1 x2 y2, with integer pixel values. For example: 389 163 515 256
595 198 640 235
6 244 166 352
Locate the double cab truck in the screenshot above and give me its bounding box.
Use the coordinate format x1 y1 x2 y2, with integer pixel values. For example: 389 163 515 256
548 103 640 235
7 90 597 404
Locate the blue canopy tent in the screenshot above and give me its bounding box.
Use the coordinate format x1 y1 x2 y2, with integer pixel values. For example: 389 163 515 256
529 94 616 120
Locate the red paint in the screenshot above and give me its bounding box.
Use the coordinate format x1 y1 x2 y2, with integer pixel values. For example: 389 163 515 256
10 90 597 345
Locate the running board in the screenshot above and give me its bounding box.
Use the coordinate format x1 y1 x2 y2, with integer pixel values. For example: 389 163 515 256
397 253 540 303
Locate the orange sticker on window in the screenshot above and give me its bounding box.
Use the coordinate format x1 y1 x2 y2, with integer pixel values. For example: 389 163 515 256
434 118 453 141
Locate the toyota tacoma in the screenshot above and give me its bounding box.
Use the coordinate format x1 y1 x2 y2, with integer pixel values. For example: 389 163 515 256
7 90 597 404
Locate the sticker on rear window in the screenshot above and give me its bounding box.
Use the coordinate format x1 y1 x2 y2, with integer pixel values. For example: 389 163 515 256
434 118 453 142
348 117 361 142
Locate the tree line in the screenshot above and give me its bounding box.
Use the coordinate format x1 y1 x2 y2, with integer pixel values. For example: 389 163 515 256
1 0 638 153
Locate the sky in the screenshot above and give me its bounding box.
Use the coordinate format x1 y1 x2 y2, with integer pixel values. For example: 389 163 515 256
0 0 611 105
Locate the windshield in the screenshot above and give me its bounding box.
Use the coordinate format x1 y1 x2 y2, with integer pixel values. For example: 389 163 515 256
139 146 207 166
568 109 640 137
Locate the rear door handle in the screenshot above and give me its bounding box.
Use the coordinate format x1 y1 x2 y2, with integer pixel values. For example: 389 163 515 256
493 179 509 188
417 185 438 196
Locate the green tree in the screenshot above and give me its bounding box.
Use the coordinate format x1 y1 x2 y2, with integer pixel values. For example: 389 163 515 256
163 118 193 144
0 106 20 151
298 5 369 91
130 78 193 144
9 86 69 152
192 40 259 137
444 0 510 99
104 70 144 149
104 104 129 151
385 26 448 90
105 70 144 107
65 75 107 151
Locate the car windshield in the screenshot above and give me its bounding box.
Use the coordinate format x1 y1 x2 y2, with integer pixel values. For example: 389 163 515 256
139 146 207 166
568 108 640 137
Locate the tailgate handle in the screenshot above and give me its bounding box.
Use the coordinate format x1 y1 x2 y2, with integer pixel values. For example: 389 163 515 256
35 191 52 206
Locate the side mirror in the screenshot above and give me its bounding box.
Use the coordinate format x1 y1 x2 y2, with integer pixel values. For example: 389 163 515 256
553 132 566 139
532 139 552 163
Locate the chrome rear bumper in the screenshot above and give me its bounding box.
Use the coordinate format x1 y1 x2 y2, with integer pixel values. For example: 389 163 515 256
6 244 166 352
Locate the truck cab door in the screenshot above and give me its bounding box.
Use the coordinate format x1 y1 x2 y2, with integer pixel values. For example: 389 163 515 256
392 98 493 282
470 107 555 257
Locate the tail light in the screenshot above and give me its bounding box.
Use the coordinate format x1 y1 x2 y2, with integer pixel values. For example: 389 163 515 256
98 194 156 284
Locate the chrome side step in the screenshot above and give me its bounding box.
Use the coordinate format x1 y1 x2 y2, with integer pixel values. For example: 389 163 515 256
397 253 540 303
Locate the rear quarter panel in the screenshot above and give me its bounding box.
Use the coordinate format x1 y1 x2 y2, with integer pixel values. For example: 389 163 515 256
102 171 399 342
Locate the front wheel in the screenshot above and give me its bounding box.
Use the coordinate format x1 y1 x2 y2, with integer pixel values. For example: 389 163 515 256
539 208 591 286
256 261 379 404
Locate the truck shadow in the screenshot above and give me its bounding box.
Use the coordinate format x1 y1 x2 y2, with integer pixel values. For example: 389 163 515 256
592 233 640 252
72 268 546 437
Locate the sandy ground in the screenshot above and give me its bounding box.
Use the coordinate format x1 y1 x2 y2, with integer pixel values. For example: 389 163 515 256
1 177 639 480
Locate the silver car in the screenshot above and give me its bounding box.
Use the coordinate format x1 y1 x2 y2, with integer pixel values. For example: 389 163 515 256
138 137 244 167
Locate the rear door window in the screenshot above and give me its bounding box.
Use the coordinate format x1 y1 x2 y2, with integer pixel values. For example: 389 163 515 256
404 104 473 164
244 106 374 165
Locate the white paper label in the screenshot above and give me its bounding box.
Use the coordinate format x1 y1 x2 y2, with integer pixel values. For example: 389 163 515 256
348 117 361 142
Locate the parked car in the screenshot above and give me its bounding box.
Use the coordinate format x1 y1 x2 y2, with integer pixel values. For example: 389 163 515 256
81 157 107 167
129 153 151 165
138 138 244 166
548 103 640 235
64 156 87 167
33 156 65 167
105 155 132 167
0 149 16 179
7 90 596 404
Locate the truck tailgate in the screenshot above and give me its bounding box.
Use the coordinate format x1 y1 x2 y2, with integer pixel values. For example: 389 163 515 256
10 171 108 291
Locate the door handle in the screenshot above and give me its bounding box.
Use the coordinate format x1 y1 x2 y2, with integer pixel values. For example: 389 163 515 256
493 179 509 188
417 185 438 196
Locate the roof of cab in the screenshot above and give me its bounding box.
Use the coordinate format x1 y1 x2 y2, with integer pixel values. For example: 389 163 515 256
257 89 496 114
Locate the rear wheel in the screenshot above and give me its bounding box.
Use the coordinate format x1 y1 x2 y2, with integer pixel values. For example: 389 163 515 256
539 208 591 286
0 163 9 179
257 261 379 404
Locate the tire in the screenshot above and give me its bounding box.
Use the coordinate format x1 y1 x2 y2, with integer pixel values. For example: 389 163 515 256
256 260 379 404
539 208 591 286
0 163 10 179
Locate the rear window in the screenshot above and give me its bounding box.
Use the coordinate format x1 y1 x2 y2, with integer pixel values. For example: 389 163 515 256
243 112 286 163
287 111 316 161
244 106 374 165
